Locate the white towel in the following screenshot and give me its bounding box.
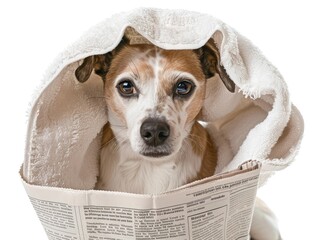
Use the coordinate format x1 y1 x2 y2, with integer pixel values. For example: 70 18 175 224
21 8 303 238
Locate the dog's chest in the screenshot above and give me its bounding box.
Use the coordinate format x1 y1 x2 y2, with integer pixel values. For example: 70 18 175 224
98 141 201 194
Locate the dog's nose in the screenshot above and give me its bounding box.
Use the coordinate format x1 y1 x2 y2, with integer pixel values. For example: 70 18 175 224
140 119 170 146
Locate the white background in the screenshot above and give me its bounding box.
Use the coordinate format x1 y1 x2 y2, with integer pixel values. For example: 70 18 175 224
1 0 318 239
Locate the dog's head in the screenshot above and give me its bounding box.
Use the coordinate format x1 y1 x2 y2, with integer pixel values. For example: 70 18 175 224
75 38 234 160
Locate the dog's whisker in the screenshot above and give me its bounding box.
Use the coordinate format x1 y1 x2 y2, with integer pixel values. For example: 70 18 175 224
203 93 211 101
189 133 209 145
87 96 106 100
109 123 127 129
100 126 128 151
188 132 208 141
104 136 126 153
184 138 206 158
186 134 207 153
181 138 192 156
112 138 128 152
101 136 116 149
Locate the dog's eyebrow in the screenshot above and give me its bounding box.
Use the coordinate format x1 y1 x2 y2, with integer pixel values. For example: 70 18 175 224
129 59 141 80
172 72 183 82
169 71 197 83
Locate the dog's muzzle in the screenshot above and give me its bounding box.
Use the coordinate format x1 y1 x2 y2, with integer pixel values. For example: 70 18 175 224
138 118 173 158
140 118 170 147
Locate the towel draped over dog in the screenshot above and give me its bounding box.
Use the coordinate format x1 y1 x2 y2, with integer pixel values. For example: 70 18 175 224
22 8 303 238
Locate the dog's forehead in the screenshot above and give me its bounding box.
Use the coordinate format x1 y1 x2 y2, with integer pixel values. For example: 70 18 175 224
109 45 204 81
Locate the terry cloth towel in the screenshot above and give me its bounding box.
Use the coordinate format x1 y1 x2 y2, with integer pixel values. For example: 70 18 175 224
22 8 303 239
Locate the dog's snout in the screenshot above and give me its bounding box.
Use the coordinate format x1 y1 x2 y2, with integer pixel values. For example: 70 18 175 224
140 119 170 146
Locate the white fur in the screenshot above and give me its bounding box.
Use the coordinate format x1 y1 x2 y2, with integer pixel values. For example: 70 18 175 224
99 137 201 194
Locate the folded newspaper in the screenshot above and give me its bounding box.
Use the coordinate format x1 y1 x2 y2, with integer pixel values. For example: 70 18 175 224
22 160 260 240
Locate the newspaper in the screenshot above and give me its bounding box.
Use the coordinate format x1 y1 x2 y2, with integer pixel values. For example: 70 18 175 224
21 160 261 240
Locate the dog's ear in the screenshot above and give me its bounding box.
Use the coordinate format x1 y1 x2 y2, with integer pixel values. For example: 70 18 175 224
75 53 112 83
75 37 128 83
75 56 94 83
92 54 113 81
198 39 236 93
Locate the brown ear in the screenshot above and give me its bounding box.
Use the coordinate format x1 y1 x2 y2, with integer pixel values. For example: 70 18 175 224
199 38 236 93
75 56 94 83
75 53 113 83
75 38 128 83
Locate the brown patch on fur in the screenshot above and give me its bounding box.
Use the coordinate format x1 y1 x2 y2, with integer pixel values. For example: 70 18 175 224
156 104 165 114
101 122 115 148
188 121 217 181
161 50 205 82
185 91 205 123
106 45 156 82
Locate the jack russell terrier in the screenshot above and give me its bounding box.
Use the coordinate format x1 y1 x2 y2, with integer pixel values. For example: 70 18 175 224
75 37 235 194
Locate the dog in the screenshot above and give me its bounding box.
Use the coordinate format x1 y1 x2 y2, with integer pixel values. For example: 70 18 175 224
75 37 235 194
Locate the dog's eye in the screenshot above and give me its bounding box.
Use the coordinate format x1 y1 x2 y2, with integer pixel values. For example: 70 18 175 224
174 80 194 97
117 80 138 97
